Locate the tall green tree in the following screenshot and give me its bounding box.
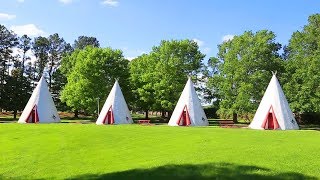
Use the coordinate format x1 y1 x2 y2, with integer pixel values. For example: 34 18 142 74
0 24 18 109
32 36 49 80
129 54 157 118
18 34 32 76
129 39 205 118
1 69 31 119
208 30 283 122
284 14 320 114
47 33 69 89
152 40 205 113
73 36 100 49
61 46 130 114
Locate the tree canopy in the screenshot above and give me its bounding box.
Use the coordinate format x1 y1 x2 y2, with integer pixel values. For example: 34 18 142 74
284 13 320 114
130 39 205 118
61 46 130 114
208 30 283 121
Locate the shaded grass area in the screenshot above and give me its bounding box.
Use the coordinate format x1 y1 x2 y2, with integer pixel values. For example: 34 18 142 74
67 163 316 180
0 124 320 179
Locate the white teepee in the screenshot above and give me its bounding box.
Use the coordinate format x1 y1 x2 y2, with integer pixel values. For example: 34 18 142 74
249 74 299 130
96 80 133 125
18 76 60 123
168 77 208 126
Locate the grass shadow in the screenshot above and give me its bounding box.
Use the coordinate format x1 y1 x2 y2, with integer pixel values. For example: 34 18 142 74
67 162 316 180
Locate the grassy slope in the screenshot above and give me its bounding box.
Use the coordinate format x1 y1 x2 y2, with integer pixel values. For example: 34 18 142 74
0 124 319 179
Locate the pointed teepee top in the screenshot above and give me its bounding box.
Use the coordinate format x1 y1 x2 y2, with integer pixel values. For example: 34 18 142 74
111 79 122 96
38 75 48 88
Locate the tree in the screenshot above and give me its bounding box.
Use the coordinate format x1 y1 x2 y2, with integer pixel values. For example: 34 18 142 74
51 68 69 111
129 39 205 119
73 36 100 49
0 24 18 109
208 30 283 122
32 36 49 80
61 46 130 114
152 40 205 114
18 35 32 76
1 69 31 119
129 54 157 119
47 33 69 89
284 14 320 115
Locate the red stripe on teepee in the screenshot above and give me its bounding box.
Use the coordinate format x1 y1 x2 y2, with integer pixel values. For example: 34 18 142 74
34 106 39 123
185 108 191 126
110 110 114 124
271 107 279 129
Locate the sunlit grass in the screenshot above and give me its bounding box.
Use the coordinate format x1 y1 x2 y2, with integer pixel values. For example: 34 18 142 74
0 123 319 179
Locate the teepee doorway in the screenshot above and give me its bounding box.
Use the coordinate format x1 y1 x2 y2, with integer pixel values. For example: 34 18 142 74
177 106 191 126
262 107 279 130
102 106 114 124
26 105 39 123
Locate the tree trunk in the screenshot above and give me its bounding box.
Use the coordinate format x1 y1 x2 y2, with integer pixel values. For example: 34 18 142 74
74 109 79 119
21 52 26 77
145 110 149 119
161 110 165 118
232 113 238 123
13 109 17 119
48 58 54 90
168 111 173 119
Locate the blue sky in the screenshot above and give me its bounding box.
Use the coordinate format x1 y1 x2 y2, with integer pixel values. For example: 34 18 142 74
0 0 319 60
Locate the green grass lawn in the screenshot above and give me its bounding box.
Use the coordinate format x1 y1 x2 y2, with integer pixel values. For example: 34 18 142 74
0 123 320 179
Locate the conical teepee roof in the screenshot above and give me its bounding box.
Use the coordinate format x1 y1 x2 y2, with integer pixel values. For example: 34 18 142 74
168 77 208 126
249 74 299 130
96 80 133 125
18 76 60 123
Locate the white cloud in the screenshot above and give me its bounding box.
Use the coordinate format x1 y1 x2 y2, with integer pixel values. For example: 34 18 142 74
101 0 119 7
193 38 204 47
17 0 25 3
125 57 136 61
10 24 46 37
0 13 16 21
59 0 73 4
222 34 235 42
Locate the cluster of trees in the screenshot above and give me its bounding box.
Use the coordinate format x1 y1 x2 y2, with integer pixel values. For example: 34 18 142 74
0 26 99 118
0 14 320 123
207 14 320 122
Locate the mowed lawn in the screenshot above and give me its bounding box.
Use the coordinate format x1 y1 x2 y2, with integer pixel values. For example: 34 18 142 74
1 123 320 179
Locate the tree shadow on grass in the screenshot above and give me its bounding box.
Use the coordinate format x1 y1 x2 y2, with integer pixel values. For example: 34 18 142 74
67 162 316 180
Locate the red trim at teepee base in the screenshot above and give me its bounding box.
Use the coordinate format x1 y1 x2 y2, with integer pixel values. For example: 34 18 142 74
25 105 39 123
102 106 114 124
176 105 191 126
261 106 280 130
